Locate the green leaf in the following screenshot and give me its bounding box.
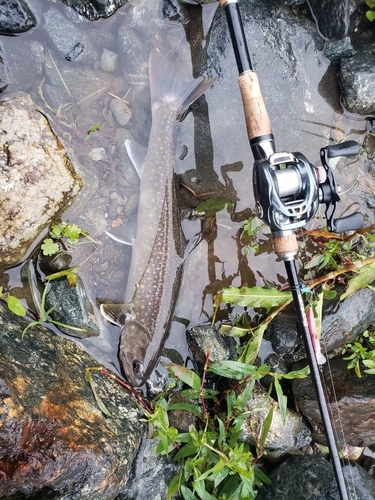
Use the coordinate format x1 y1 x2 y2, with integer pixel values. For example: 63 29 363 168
85 369 112 417
219 324 252 337
254 465 272 485
6 296 26 316
63 223 82 242
174 443 199 461
196 197 228 218
260 406 274 448
208 360 268 380
167 473 181 500
274 378 287 425
340 262 375 301
181 485 198 500
281 365 310 379
162 363 201 391
220 286 292 310
41 238 60 256
239 323 267 365
366 9 375 21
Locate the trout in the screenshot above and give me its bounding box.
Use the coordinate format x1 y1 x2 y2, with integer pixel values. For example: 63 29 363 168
101 48 214 386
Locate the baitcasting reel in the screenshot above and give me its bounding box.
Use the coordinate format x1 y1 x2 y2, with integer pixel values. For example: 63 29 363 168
253 140 364 258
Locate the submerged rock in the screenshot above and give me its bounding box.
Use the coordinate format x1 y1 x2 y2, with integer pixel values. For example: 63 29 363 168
256 455 375 500
60 0 128 21
292 356 375 447
0 0 37 35
0 92 82 267
0 301 143 498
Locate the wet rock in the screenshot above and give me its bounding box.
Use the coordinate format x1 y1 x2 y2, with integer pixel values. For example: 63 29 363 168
116 436 180 500
292 356 375 447
60 0 128 21
0 301 143 498
100 48 119 72
256 455 375 500
0 0 37 35
186 324 237 374
324 37 355 63
307 0 352 41
118 23 149 85
44 7 98 64
0 38 44 92
0 92 81 268
264 288 375 362
339 52 375 115
45 275 100 338
240 382 311 460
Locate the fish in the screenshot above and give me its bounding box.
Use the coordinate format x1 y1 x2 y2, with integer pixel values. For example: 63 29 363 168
101 48 215 387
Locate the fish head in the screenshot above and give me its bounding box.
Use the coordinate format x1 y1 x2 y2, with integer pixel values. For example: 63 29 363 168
119 320 151 387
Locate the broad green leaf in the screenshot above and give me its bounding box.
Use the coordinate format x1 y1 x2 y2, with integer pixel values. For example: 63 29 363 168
239 323 267 365
85 369 112 417
214 465 230 488
7 296 26 316
260 407 274 448
366 10 375 21
174 443 199 461
220 286 292 310
63 223 82 242
254 465 272 485
41 238 60 256
181 484 198 500
208 360 268 380
196 197 228 218
162 363 201 391
274 378 287 425
281 365 310 379
340 262 375 301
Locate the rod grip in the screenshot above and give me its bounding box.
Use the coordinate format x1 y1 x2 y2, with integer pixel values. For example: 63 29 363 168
238 71 273 142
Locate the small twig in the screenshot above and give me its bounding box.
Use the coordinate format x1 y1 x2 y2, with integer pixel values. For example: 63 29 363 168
200 352 210 420
309 256 375 288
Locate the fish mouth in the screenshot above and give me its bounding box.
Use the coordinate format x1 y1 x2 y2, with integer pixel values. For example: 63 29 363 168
119 320 150 387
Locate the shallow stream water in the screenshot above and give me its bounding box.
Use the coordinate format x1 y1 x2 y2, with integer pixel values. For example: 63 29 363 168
1 0 374 385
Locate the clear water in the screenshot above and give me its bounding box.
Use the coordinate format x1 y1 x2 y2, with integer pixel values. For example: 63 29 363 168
1 0 374 382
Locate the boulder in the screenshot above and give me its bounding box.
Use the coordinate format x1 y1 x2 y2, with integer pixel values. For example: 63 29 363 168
0 92 82 267
0 301 143 499
0 0 36 35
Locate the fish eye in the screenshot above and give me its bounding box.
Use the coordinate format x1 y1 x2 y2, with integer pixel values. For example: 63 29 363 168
132 360 143 375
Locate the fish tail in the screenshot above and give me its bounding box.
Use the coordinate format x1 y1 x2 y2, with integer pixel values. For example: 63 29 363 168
148 48 215 116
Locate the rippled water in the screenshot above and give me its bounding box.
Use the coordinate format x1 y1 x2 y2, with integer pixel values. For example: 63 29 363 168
1 0 373 383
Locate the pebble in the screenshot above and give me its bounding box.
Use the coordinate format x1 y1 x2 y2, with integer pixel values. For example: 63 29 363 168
110 98 132 126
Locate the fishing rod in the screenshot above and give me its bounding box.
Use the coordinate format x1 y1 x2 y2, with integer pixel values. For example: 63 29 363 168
219 1 364 499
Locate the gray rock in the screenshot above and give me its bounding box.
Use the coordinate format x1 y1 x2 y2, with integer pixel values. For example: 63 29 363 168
256 455 375 500
100 48 119 72
0 301 143 499
186 324 237 374
240 382 311 459
60 0 128 21
324 37 355 63
339 52 375 115
117 436 180 500
307 0 351 41
110 98 132 126
44 7 98 64
0 0 37 34
0 92 82 267
45 275 100 338
292 356 375 447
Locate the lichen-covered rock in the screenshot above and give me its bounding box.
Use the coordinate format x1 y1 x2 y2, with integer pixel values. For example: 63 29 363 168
339 52 375 115
240 382 311 459
0 92 82 267
0 301 143 499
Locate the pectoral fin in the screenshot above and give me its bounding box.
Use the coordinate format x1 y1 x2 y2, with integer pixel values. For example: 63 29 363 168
100 302 135 327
